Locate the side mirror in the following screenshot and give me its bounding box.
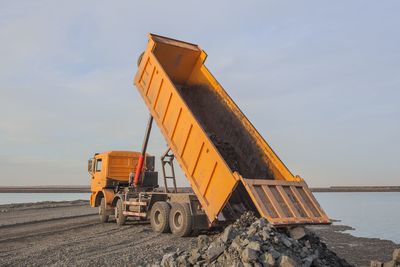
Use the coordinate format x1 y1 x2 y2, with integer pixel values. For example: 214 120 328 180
88 158 94 174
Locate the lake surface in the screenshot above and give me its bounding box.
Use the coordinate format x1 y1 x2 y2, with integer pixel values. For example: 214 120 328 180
314 192 400 244
0 192 398 244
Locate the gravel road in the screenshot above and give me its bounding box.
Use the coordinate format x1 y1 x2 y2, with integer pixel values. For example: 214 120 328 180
0 201 398 266
0 200 196 266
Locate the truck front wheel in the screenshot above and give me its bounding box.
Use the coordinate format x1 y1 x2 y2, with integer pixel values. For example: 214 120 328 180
169 202 193 237
115 199 126 226
99 198 109 223
150 201 171 233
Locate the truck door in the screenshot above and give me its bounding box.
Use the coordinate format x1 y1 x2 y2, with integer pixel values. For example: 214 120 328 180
92 156 105 189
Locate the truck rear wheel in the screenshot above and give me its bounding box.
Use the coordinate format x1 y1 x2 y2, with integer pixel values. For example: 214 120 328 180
115 198 126 226
150 202 171 233
99 198 109 223
169 202 193 237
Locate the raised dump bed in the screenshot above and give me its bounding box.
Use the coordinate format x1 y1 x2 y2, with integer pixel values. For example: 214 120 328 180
134 34 330 226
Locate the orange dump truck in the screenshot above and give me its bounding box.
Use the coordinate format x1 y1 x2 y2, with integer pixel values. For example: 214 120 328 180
89 34 329 237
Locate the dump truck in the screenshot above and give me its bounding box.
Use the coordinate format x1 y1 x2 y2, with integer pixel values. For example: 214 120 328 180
89 34 330 237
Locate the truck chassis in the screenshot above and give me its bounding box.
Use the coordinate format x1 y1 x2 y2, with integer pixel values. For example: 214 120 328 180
102 189 209 237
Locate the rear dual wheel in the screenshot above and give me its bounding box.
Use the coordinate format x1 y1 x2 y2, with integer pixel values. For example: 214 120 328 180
169 203 193 237
150 202 171 233
150 202 193 237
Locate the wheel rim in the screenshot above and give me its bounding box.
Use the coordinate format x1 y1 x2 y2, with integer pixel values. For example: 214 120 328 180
154 210 162 225
173 211 183 229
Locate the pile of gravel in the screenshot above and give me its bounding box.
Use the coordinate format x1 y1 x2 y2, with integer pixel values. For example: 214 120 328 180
159 212 352 267
370 248 400 267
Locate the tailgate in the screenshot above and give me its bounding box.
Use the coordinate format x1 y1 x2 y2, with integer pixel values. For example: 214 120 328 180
241 178 330 226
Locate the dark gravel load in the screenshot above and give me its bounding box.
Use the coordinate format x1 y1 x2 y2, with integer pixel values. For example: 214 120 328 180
209 133 240 173
158 212 352 267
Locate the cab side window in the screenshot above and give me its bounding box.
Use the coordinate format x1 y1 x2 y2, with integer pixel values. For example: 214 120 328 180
95 159 102 172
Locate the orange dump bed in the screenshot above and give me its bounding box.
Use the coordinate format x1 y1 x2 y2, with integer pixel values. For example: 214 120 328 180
134 34 330 226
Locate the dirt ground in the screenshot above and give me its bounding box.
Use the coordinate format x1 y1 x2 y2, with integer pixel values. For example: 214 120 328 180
0 201 398 267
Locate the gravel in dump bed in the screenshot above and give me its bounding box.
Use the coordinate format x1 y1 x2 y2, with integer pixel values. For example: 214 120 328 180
157 212 353 267
209 133 241 173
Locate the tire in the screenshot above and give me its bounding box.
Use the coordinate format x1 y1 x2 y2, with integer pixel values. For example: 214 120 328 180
115 198 126 226
99 198 109 223
169 202 193 237
150 202 171 233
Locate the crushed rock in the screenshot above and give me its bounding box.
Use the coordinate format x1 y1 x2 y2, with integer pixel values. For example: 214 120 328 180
370 248 400 267
157 212 353 267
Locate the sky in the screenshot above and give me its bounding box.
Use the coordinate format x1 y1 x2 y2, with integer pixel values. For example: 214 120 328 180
0 1 399 187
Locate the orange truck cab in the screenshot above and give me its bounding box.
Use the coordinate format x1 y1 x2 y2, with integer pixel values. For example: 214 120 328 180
88 151 157 218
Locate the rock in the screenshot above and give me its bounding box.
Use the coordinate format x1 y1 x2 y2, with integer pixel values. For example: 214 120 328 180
216 253 226 263
260 252 275 267
303 255 318 267
258 218 268 228
393 248 400 263
281 237 292 248
300 246 310 258
268 248 281 259
222 251 234 264
230 236 243 252
188 249 201 265
161 253 177 267
260 230 270 241
370 260 383 267
247 226 257 237
383 260 397 267
279 255 297 267
197 235 210 248
247 241 261 251
206 244 225 262
176 255 189 267
241 248 258 263
289 226 306 240
242 238 250 247
221 225 237 243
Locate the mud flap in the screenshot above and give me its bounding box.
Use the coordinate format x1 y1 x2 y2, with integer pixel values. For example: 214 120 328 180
241 178 330 226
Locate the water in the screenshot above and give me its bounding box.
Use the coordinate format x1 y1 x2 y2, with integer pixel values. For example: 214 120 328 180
0 193 91 205
314 192 400 244
0 192 398 244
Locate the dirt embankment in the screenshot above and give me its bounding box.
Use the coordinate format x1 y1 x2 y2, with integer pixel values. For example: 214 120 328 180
0 201 398 266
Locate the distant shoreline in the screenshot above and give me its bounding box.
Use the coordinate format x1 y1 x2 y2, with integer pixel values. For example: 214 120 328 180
0 186 399 193
311 186 400 192
0 186 90 193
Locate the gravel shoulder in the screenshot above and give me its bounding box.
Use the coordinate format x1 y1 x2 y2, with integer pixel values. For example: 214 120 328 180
0 201 397 266
308 224 399 266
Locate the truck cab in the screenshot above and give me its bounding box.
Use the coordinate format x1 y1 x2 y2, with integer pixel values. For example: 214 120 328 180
88 151 158 222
